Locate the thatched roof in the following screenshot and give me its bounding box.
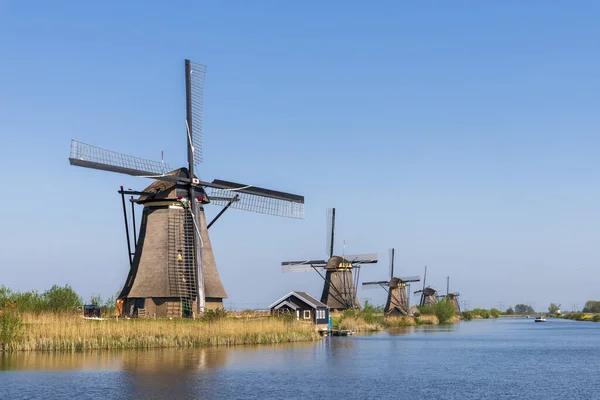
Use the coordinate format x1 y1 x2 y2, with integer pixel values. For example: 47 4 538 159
138 168 208 202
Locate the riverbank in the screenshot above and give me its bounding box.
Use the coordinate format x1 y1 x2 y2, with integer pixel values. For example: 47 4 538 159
335 313 464 332
1 313 320 352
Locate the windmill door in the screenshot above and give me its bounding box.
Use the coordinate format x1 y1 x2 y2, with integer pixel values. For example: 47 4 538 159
181 298 192 318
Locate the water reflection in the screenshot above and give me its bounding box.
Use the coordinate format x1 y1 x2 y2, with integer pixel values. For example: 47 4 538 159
386 326 415 336
0 351 122 371
5 321 598 400
0 347 231 372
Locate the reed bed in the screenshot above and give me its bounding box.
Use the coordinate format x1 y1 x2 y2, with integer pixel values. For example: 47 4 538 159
338 316 384 332
415 314 439 325
4 313 320 352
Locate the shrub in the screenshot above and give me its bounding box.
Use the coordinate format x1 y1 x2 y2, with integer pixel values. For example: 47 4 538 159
360 301 378 324
462 311 474 320
472 308 491 319
434 299 456 323
417 306 435 315
593 315 600 322
203 308 228 322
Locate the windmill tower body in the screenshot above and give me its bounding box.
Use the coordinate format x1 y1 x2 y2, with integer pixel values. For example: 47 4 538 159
385 278 411 316
421 287 438 307
413 266 438 307
320 257 361 310
69 60 304 318
119 170 228 317
363 249 420 316
446 293 461 314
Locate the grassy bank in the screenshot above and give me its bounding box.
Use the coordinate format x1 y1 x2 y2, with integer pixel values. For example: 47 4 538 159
1 313 320 352
332 299 463 332
559 313 600 322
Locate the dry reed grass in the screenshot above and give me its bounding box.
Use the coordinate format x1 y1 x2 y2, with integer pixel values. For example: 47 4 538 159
416 314 439 325
384 316 416 327
339 316 384 332
5 313 320 352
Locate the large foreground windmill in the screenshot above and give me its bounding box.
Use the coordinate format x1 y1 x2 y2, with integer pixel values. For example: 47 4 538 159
414 266 438 307
362 248 420 316
69 60 304 318
281 208 377 311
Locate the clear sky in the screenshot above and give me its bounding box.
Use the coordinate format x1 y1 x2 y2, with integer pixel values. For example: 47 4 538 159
1 1 599 311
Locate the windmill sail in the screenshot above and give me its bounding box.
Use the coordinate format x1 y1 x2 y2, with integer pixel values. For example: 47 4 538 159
186 60 206 165
69 140 171 178
342 253 378 264
281 263 327 273
326 208 335 258
362 280 390 286
397 275 421 283
206 180 304 218
389 248 395 279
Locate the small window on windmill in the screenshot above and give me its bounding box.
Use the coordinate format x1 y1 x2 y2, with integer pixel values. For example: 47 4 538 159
303 310 310 319
177 250 183 262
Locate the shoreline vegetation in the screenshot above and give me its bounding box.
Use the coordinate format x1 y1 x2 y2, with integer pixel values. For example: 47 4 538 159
1 312 320 352
333 300 464 332
0 285 321 352
3 285 600 352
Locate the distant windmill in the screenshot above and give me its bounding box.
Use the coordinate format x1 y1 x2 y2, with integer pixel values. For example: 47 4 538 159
69 60 304 318
414 266 438 307
281 208 377 311
442 276 461 313
362 248 420 316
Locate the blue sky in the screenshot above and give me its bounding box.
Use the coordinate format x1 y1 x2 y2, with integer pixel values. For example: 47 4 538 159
1 1 599 311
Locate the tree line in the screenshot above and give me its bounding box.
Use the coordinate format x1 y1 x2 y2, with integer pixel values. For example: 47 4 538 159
0 285 116 314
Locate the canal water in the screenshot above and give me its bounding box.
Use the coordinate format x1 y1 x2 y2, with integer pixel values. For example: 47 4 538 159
1 318 599 399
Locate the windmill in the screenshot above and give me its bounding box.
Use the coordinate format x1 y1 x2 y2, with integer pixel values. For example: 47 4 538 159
69 60 304 318
281 208 377 311
362 248 420 316
414 266 438 307
442 276 461 313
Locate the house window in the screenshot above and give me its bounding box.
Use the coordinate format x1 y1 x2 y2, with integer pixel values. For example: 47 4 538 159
303 310 311 319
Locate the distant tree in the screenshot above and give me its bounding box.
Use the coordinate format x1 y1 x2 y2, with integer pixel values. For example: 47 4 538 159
514 304 534 314
548 303 560 314
582 301 600 313
505 307 515 315
43 285 82 312
489 308 501 318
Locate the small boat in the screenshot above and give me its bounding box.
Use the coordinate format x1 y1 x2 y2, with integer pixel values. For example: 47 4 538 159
534 316 546 322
